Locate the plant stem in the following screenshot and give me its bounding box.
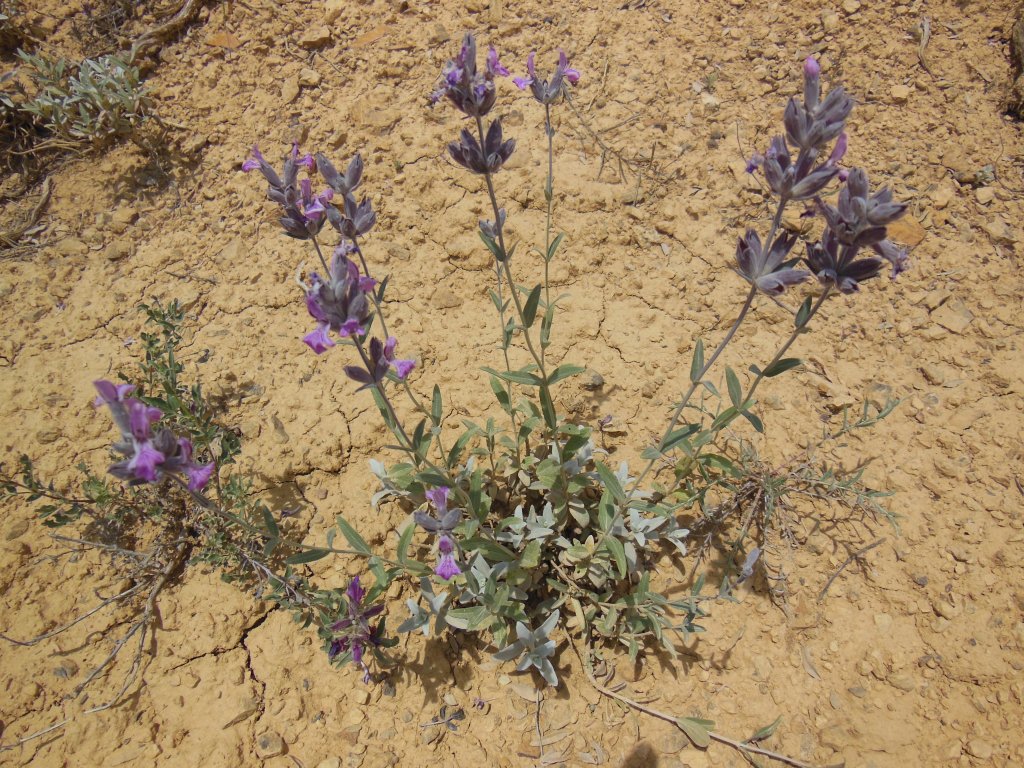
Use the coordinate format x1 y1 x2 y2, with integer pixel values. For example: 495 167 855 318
475 117 554 431
309 232 331 275
629 284 759 497
352 341 418 460
542 103 555 345
745 287 831 403
578 648 817 768
657 286 833 503
493 256 522 454
314 234 452 467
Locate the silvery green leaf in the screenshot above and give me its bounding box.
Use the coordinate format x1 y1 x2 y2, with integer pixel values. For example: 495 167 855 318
493 639 524 662
537 658 559 686
538 609 560 639
397 599 431 636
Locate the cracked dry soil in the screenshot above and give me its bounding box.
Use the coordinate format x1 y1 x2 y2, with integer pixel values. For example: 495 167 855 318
1 0 1023 766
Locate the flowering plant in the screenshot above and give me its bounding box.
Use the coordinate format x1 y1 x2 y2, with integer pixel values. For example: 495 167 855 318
230 36 909 689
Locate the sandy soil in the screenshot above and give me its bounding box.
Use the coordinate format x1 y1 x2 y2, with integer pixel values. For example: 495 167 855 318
2 0 1023 766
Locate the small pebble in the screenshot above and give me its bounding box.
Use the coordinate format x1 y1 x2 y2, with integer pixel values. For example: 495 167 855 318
966 740 993 760
975 187 995 205
890 84 911 103
255 731 285 759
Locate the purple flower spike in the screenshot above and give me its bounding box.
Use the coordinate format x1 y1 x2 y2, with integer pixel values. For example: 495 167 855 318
93 381 220 492
431 33 505 117
735 228 810 296
300 254 373 352
244 143 329 240
448 121 516 176
329 576 386 683
515 48 580 105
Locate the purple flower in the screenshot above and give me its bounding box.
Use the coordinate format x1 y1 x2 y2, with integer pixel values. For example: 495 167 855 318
425 486 449 515
514 49 580 105
745 152 765 174
735 229 810 296
435 534 462 580
346 575 366 605
871 239 911 278
414 489 460 536
240 145 268 174
343 336 415 390
300 252 374 353
93 381 215 491
328 576 386 682
448 120 516 175
430 33 508 117
805 227 884 294
762 135 840 201
302 324 336 354
816 168 907 249
487 45 509 77
93 381 135 406
242 143 329 240
186 461 215 492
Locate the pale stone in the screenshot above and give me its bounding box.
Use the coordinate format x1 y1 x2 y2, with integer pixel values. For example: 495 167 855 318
299 26 332 48
299 68 322 87
56 237 89 257
966 740 993 760
254 731 285 759
975 186 995 205
890 84 911 103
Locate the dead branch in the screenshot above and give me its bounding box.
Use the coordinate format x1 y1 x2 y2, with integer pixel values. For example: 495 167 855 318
0 541 187 753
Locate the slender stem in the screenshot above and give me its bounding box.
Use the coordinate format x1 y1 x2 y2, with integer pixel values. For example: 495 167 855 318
761 194 789 269
629 284 758 497
349 234 390 339
745 287 830 403
577 648 817 768
628 193 791 498
474 116 528 454
475 119 554 436
309 233 331 275
347 236 452 466
543 103 555 333
352 341 417 460
656 286 833 503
